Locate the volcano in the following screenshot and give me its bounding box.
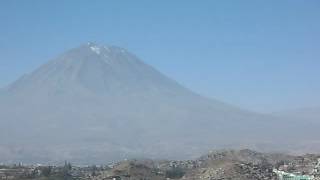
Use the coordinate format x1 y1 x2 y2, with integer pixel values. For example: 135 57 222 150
0 43 316 164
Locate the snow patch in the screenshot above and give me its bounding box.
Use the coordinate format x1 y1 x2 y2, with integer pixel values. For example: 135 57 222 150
90 46 101 54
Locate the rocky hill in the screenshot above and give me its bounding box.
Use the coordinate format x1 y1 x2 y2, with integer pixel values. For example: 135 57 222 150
93 149 320 180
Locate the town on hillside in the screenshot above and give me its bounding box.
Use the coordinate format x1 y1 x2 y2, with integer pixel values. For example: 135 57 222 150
1 149 320 180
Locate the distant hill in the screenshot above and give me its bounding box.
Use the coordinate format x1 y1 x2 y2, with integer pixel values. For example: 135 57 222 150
0 43 318 164
95 149 320 180
273 107 320 123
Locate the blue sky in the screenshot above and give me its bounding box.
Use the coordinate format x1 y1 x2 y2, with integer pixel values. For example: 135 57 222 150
0 0 319 112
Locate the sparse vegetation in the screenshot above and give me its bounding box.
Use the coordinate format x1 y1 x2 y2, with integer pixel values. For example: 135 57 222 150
165 167 185 179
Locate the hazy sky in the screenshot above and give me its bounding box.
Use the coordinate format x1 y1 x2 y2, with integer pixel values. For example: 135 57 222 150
0 0 320 113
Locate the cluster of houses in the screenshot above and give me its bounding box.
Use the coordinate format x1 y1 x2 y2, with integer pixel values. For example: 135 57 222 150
0 165 36 179
274 158 320 180
273 169 313 180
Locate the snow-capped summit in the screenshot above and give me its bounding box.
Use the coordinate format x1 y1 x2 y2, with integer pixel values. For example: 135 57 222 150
86 42 126 55
7 43 186 97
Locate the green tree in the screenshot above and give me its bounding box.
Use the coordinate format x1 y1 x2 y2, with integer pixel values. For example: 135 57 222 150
41 166 52 177
165 167 185 179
